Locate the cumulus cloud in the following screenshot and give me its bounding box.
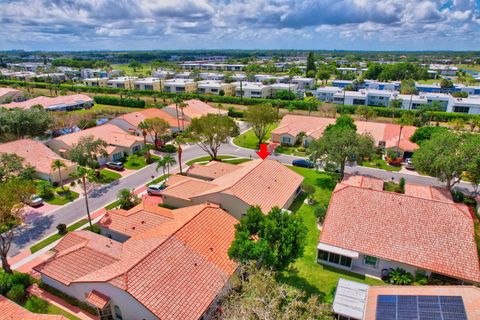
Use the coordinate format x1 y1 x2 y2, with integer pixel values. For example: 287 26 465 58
0 0 478 50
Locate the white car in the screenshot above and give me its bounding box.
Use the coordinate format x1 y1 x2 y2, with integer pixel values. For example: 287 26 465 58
28 195 44 207
147 183 166 196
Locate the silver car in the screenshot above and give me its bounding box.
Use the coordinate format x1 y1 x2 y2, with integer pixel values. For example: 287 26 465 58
28 194 44 207
147 183 166 196
405 158 414 170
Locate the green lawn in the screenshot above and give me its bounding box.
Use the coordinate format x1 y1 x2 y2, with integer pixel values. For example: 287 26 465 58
30 219 88 253
361 158 402 172
44 191 80 206
113 64 153 76
186 155 236 166
23 296 80 320
274 145 307 157
96 169 122 183
147 174 170 187
279 167 383 302
233 123 278 150
457 64 480 72
123 154 160 170
71 103 143 115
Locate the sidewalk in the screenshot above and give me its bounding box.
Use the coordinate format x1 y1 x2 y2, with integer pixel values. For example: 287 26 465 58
28 284 99 320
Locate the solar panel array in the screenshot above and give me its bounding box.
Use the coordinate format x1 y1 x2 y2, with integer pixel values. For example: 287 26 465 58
376 295 468 320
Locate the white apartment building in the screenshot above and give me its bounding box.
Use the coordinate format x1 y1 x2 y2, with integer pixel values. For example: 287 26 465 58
270 83 299 96
179 63 245 71
133 77 163 91
199 72 224 80
163 78 197 93
152 70 176 79
107 77 138 89
291 76 316 90
197 80 234 96
315 86 342 102
83 78 109 87
233 82 272 99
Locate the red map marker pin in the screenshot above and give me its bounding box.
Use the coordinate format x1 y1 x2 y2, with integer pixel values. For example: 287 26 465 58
256 143 270 160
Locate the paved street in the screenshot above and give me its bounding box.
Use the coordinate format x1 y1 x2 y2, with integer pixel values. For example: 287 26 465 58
8 136 475 257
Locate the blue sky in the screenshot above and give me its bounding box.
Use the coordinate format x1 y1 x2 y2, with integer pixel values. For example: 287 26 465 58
0 0 479 51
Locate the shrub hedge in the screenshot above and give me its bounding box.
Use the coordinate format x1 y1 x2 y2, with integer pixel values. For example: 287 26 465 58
93 96 145 108
2 79 479 121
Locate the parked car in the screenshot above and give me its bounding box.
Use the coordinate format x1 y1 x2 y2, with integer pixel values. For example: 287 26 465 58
27 195 44 207
292 159 315 168
404 158 414 170
106 161 124 171
147 183 166 196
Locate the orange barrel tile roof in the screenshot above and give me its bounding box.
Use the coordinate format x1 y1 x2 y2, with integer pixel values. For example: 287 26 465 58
165 99 228 119
85 290 110 310
0 94 92 110
0 138 75 175
115 108 182 128
320 178 480 283
186 160 240 180
34 203 238 320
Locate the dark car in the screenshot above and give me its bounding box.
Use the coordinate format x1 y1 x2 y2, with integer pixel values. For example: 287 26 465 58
106 161 124 171
292 159 315 168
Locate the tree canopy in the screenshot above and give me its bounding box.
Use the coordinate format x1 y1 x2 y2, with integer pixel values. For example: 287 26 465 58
69 135 108 168
245 104 277 147
228 206 306 271
189 114 238 160
140 117 170 147
0 109 52 142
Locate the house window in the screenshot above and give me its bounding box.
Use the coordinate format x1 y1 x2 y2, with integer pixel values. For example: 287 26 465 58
114 305 123 320
363 255 378 267
317 250 352 268
453 106 469 114
132 145 140 153
112 152 123 161
282 136 291 144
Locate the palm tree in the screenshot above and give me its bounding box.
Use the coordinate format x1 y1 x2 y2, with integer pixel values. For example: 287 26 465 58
117 188 139 210
173 136 184 174
156 157 167 177
178 101 188 131
138 121 150 145
51 159 66 189
388 98 402 120
163 155 177 175
71 167 94 227
173 97 182 130
393 115 414 156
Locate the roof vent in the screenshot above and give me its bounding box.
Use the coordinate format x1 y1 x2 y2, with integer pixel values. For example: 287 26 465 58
194 263 198 267
141 221 145 224
132 226 136 230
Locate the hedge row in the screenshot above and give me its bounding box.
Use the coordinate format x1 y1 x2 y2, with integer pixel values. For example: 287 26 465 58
39 282 97 315
0 79 314 110
336 104 480 122
93 95 145 108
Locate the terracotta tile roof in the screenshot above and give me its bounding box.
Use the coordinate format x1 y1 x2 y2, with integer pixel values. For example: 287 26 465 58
34 231 122 285
99 202 174 237
0 139 75 174
51 123 144 149
365 286 480 320
165 159 303 213
85 290 110 309
35 204 238 320
166 99 228 120
342 175 384 191
320 179 480 283
0 294 66 319
187 161 240 180
404 183 453 202
116 108 182 128
1 94 92 110
272 115 419 151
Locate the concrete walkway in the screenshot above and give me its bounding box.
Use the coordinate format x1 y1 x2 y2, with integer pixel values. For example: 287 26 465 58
28 284 99 320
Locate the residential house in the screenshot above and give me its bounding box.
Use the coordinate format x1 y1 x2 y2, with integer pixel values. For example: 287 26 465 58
271 115 418 153
0 94 94 111
34 203 238 320
0 87 24 103
107 77 138 90
0 295 67 319
233 82 272 99
199 72 224 80
163 79 197 93
317 175 480 284
196 80 235 96
161 159 303 219
46 123 144 165
83 78 109 87
162 99 228 122
0 139 77 183
332 278 480 320
110 108 184 139
179 63 245 71
133 77 164 91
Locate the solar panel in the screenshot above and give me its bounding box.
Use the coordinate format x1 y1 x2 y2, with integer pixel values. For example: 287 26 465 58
376 295 468 320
